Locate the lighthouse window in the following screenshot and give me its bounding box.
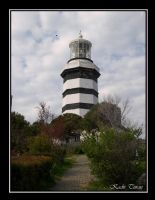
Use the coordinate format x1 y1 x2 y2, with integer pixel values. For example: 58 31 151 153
86 48 91 59
79 49 83 57
74 42 78 57
79 43 82 48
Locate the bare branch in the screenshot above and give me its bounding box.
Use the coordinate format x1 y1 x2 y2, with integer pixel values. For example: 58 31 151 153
36 101 54 124
121 98 132 124
100 95 132 129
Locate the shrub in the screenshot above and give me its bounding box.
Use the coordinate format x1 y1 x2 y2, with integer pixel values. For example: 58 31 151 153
11 155 54 191
27 134 66 163
27 135 52 155
82 128 146 188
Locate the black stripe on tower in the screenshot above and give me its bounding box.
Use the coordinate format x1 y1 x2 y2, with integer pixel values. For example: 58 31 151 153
61 67 100 83
63 88 98 98
67 57 93 63
62 103 95 112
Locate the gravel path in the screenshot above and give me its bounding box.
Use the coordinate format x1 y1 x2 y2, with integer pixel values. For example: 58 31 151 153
51 154 94 191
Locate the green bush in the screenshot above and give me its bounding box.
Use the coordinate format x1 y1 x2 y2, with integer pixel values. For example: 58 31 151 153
27 134 66 163
11 155 54 191
27 135 52 155
82 128 146 188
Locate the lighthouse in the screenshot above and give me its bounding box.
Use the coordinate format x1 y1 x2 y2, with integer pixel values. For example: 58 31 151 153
61 32 100 117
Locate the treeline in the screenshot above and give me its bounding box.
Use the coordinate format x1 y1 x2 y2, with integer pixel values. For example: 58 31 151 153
11 102 85 191
11 96 146 191
80 98 146 191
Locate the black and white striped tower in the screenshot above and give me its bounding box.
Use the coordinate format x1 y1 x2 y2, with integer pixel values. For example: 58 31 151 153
61 31 100 117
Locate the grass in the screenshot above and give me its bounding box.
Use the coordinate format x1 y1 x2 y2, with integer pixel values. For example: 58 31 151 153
84 179 110 191
53 156 75 179
11 155 52 166
48 155 75 189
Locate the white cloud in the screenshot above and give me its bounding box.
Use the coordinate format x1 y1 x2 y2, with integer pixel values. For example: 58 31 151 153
11 10 146 137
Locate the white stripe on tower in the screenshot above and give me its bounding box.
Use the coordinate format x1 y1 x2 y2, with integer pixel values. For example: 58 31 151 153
63 78 98 92
62 93 98 107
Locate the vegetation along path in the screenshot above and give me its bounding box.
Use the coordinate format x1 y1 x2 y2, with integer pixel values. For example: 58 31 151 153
51 154 95 191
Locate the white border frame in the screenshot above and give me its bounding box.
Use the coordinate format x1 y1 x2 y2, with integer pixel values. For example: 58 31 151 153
9 9 148 193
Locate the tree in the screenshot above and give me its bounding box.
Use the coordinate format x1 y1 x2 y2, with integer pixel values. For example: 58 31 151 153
121 98 132 126
82 103 100 131
98 101 121 128
36 102 55 135
100 94 132 128
124 120 143 138
11 112 31 153
49 116 65 139
50 113 82 140
36 102 54 124
84 95 132 131
29 121 41 136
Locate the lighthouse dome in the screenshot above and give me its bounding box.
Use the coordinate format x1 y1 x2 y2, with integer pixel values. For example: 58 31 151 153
69 31 92 62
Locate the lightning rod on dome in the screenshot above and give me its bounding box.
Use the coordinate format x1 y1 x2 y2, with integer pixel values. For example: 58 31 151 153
79 30 83 38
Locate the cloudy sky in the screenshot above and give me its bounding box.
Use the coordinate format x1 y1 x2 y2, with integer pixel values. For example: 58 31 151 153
11 10 146 136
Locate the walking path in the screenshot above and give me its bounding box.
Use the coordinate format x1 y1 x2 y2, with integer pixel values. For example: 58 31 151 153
51 154 95 191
